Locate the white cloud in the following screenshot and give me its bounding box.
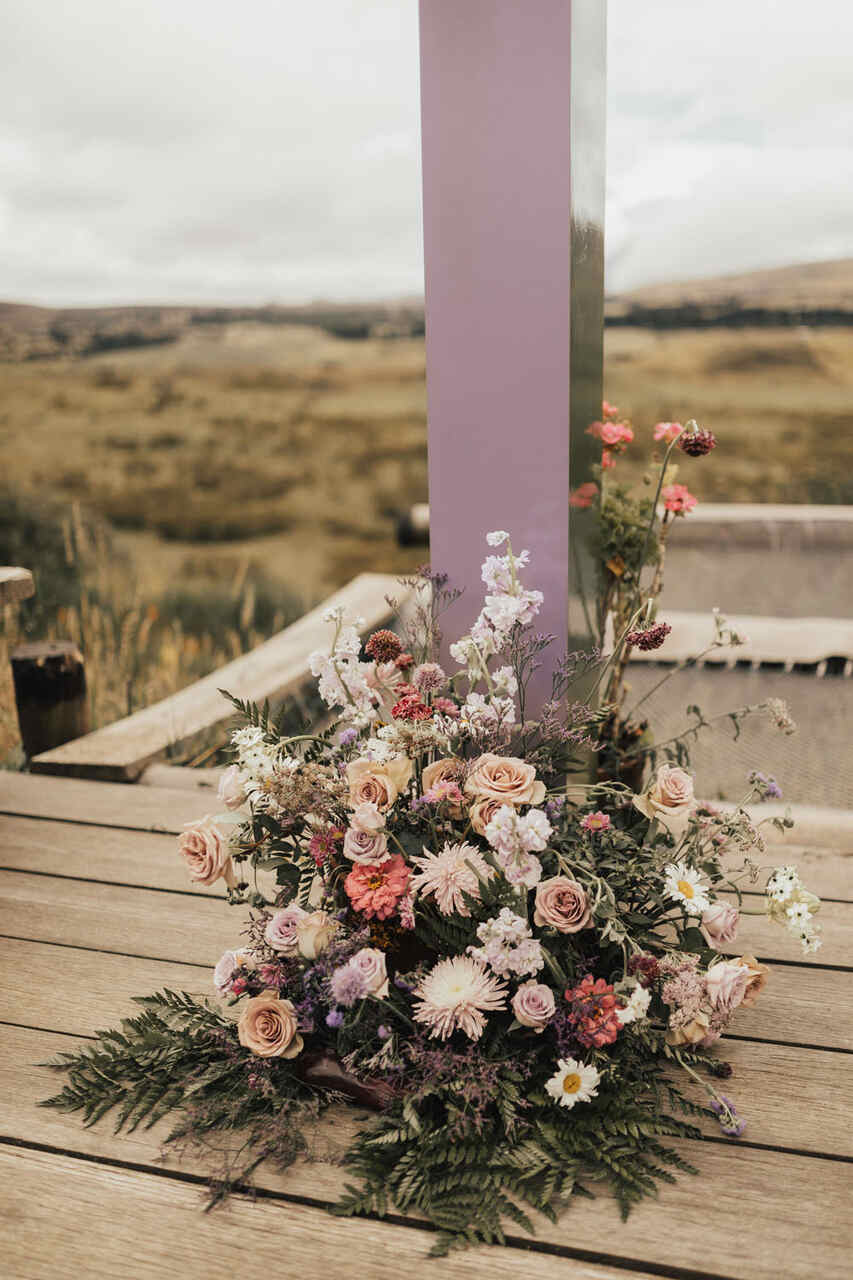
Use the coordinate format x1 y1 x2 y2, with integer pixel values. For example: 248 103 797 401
1 0 851 303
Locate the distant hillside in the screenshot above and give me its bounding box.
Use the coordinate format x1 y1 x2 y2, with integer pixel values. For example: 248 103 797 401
605 258 853 329
2 258 853 359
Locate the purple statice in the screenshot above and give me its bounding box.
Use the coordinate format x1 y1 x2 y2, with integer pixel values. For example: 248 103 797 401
709 1095 746 1137
545 795 566 824
377 1025 391 1040
748 770 783 801
339 727 359 747
325 1009 344 1029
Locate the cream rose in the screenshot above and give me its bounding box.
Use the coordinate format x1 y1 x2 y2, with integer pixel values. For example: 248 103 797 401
347 757 413 811
729 954 769 1008
700 902 740 949
512 982 556 1032
237 990 303 1058
343 826 389 864
178 817 235 888
666 1011 711 1047
296 909 339 958
351 801 385 833
348 947 389 997
633 764 695 834
533 877 591 933
217 764 246 811
464 754 546 807
469 796 505 837
265 904 309 954
706 960 750 1016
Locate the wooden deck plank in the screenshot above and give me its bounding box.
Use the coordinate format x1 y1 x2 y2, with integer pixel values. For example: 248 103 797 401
5 1021 850 1171
29 573 401 781
3 1146 642 1280
3 862 849 972
0 772 213 833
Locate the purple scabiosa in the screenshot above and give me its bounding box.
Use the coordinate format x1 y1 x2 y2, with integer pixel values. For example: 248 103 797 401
329 962 371 1008
709 1094 746 1137
748 770 783 800
677 423 717 456
325 1009 344 1029
626 621 672 651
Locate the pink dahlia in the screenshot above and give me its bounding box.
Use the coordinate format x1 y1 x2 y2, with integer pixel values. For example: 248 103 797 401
412 956 508 1040
410 841 493 917
661 483 697 515
344 855 410 921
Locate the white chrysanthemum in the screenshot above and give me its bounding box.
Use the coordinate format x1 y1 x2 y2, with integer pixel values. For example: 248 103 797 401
545 1058 601 1109
663 861 711 916
410 842 493 917
412 956 508 1040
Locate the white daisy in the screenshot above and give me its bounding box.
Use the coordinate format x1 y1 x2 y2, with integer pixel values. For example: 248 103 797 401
545 1058 601 1110
663 862 711 916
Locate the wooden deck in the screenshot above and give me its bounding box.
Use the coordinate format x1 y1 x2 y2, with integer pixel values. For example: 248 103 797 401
1 770 851 1279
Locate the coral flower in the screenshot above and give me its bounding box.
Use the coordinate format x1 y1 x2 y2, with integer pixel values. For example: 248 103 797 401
570 482 599 509
661 483 697 515
565 975 623 1048
412 956 508 1040
345 855 410 921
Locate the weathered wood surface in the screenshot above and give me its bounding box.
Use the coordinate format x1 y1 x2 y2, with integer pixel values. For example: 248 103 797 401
0 775 851 1277
28 573 401 781
0 566 35 605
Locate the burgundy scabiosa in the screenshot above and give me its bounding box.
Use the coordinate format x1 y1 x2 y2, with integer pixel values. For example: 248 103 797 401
677 423 717 456
364 629 402 662
626 621 672 651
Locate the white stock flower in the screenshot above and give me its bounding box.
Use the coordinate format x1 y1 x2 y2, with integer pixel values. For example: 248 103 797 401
617 983 651 1025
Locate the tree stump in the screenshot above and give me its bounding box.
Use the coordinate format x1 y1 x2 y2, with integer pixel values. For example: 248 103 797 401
10 642 90 759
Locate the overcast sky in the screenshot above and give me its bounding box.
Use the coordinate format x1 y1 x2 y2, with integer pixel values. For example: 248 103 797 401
2 0 851 305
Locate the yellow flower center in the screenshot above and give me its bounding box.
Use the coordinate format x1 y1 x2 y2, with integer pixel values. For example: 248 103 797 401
677 879 694 899
367 873 385 890
562 1072 582 1095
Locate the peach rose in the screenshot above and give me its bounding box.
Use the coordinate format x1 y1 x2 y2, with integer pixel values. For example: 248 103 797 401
347 757 413 811
512 982 556 1032
633 764 695 835
469 796 505 836
178 817 235 888
237 990 303 1058
533 877 591 933
464 754 546 807
729 954 769 1008
666 1010 711 1047
700 902 740 949
296 909 339 958
422 758 465 816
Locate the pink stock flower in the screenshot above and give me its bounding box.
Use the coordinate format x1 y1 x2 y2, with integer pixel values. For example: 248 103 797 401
570 482 599 509
344 855 411 921
654 421 683 443
661 484 697 515
601 449 616 469
602 399 619 419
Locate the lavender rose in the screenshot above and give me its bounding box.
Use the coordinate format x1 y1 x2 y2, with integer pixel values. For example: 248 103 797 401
512 981 555 1032
217 764 246 811
700 902 740 949
264 903 309 954
348 947 389 997
706 960 750 1016
237 990 303 1058
343 826 389 864
633 764 695 834
533 877 591 933
296 910 339 959
178 817 235 888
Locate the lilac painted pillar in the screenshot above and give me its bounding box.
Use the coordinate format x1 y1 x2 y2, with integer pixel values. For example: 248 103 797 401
419 0 606 710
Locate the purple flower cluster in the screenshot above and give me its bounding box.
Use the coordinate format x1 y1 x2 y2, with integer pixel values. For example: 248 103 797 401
709 1094 746 1137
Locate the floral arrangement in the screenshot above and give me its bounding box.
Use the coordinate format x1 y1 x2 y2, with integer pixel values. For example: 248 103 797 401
45 444 821 1254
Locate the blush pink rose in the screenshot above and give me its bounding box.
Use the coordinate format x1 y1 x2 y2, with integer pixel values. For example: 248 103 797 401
633 764 695 834
533 877 591 933
348 947 389 997
351 801 385 833
178 817 235 888
706 960 750 1016
237 991 303 1058
343 826 389 864
700 902 740 949
265 903 309 954
469 796 506 836
421 758 465 816
464 754 546 807
217 764 246 811
512 982 556 1032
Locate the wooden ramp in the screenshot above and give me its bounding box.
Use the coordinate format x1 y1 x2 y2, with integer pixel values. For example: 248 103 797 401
1 770 851 1280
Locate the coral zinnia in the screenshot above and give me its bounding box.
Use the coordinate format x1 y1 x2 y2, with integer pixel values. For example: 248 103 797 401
344 855 410 921
413 956 508 1040
410 842 493 917
564 975 623 1048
